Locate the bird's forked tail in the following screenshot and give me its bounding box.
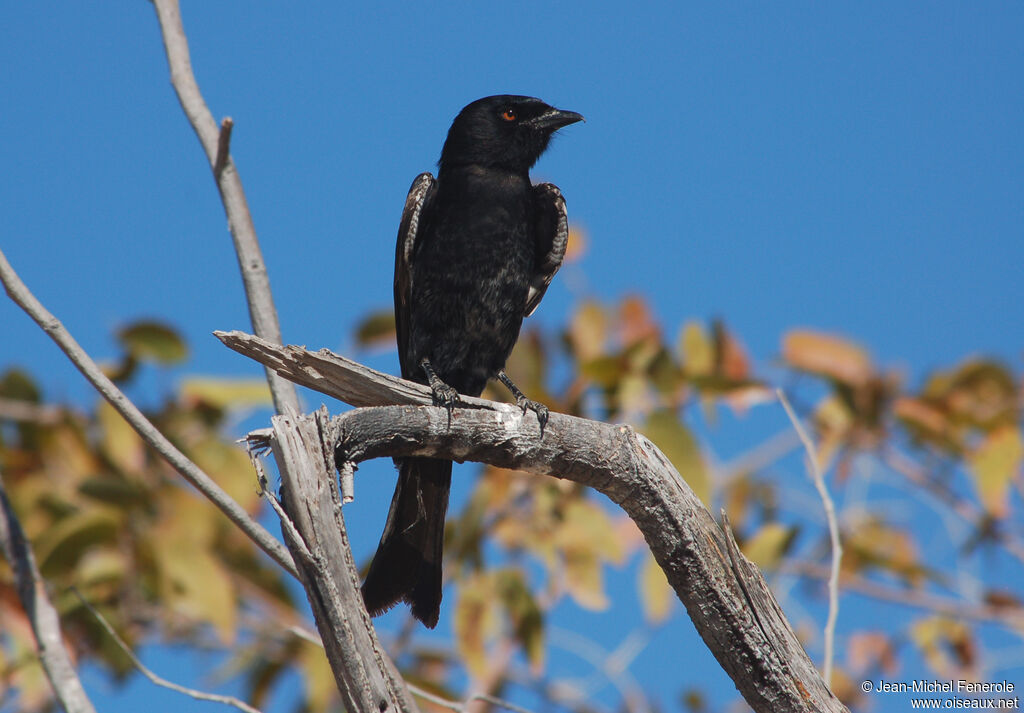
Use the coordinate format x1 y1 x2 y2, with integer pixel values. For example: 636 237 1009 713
361 457 452 628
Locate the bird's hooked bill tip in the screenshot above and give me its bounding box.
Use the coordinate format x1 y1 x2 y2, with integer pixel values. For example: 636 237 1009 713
530 109 585 130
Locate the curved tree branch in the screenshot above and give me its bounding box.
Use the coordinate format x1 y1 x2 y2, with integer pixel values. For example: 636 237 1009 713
221 331 848 713
0 250 298 579
0 470 97 713
151 0 299 414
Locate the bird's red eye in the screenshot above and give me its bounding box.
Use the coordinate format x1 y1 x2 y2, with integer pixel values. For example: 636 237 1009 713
501 109 517 122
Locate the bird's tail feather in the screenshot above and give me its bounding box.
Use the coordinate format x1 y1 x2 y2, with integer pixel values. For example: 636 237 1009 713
361 457 451 628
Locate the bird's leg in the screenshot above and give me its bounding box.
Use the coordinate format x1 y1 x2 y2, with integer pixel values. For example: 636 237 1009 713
497 370 549 435
420 357 459 426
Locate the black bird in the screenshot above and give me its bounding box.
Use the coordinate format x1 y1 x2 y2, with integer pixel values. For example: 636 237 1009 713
361 95 583 627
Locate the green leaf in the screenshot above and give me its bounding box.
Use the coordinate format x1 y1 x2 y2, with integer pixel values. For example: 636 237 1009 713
353 309 396 350
117 320 188 365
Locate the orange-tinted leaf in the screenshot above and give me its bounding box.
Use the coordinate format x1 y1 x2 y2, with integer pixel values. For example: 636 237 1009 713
782 330 873 387
564 225 588 263
714 320 750 383
618 295 659 347
846 631 898 675
894 396 951 440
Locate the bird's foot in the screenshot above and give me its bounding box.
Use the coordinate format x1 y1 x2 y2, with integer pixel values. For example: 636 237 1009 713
420 358 459 426
497 370 549 436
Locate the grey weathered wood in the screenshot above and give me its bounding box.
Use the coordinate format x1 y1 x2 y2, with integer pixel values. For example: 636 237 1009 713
269 407 418 713
0 471 97 713
222 330 848 713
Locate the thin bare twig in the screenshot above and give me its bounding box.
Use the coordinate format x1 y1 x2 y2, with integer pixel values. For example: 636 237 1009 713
0 248 297 579
404 682 540 713
0 396 63 425
0 470 97 713
782 559 1024 629
151 0 299 415
777 389 842 685
72 590 262 713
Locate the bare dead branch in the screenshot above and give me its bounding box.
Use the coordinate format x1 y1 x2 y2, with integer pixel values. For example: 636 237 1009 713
150 0 299 414
224 331 848 713
0 397 63 425
0 249 298 579
0 470 97 713
265 407 419 713
73 589 261 713
782 559 1024 629
777 389 841 684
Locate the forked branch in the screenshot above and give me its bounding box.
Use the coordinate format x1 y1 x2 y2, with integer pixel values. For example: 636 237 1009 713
221 330 848 713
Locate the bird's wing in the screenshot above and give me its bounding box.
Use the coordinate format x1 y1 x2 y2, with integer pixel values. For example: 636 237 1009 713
394 172 437 379
525 182 569 317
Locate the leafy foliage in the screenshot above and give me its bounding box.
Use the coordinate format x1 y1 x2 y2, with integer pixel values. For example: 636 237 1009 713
2 288 1023 712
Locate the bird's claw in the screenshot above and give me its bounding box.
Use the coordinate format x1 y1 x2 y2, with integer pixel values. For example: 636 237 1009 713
516 396 549 435
431 381 460 412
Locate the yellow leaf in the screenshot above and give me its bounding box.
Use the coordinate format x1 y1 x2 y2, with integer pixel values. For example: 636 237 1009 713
641 410 710 505
564 550 608 611
34 507 122 573
151 490 237 643
180 377 272 410
910 616 977 679
968 426 1022 518
782 330 873 387
680 321 713 377
556 499 625 565
454 572 501 679
298 640 337 713
741 523 796 570
187 436 262 512
569 301 607 362
638 551 673 623
152 530 237 644
98 400 146 475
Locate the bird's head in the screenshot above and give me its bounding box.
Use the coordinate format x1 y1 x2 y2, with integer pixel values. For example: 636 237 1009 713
439 95 583 174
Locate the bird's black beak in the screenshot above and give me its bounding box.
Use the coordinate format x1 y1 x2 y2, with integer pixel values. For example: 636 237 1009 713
528 108 585 131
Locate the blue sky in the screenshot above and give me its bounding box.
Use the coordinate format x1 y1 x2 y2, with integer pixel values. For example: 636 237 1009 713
2 2 1023 712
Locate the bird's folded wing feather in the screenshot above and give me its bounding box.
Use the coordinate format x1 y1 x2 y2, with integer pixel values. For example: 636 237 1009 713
394 172 437 379
525 182 569 317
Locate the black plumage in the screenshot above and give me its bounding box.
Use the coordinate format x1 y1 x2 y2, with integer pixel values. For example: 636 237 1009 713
361 95 583 627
